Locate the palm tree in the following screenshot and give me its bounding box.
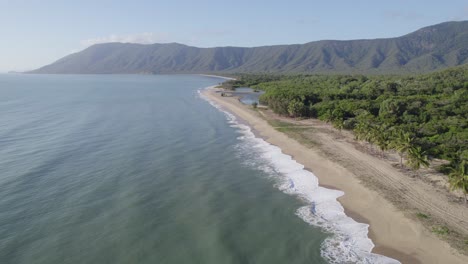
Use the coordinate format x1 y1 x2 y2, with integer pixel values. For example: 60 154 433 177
364 124 380 153
333 119 344 134
321 109 333 123
406 146 429 170
354 121 369 141
448 160 468 203
353 111 374 145
390 130 413 167
373 124 391 157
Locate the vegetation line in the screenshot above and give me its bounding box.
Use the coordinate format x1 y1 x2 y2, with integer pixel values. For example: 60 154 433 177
223 65 468 202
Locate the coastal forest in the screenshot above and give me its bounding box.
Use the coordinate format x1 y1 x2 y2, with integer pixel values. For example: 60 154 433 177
224 65 468 200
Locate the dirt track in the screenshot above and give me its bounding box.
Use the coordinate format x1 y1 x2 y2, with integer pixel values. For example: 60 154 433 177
268 114 468 236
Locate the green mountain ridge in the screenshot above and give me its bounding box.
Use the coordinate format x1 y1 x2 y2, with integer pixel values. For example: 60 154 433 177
30 21 468 74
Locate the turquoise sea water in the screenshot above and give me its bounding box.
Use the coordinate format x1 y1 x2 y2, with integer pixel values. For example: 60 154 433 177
0 74 330 264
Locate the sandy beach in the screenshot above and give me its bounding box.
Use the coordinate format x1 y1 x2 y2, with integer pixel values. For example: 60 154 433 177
202 86 468 264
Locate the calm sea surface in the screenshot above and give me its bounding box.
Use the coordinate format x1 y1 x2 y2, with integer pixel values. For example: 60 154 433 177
0 74 328 264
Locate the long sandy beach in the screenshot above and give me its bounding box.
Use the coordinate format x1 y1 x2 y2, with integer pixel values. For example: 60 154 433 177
202 86 468 264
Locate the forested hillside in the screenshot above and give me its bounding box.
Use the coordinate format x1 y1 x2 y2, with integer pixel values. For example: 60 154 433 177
30 21 468 74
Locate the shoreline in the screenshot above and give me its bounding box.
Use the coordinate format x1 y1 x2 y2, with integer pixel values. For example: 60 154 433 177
197 74 236 80
202 86 468 264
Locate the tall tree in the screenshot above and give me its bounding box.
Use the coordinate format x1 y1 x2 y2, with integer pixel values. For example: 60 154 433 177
406 146 430 170
448 160 468 203
391 130 414 167
372 124 392 157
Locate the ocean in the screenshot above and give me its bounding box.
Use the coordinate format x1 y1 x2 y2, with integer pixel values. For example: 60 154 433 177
0 74 396 263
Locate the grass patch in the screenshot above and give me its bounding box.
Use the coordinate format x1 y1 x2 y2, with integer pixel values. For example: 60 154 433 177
267 119 295 128
265 119 320 148
276 126 309 133
432 226 450 236
416 212 430 219
267 119 311 132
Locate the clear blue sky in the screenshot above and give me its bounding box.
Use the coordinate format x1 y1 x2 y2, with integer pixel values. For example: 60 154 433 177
1 0 467 72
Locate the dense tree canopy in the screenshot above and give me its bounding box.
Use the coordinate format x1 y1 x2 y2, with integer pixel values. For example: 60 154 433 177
228 65 468 198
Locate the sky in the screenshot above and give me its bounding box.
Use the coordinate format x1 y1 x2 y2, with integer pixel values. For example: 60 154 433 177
1 0 467 72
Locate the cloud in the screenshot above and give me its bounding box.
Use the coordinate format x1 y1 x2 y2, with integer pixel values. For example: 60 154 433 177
80 32 172 47
79 29 235 50
76 29 237 52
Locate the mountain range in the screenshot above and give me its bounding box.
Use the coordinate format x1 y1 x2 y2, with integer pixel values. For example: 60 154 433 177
30 21 468 75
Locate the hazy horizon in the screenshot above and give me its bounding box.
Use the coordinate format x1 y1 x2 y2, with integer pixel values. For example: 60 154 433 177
1 0 468 72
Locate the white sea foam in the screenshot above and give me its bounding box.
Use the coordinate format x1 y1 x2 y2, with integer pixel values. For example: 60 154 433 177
199 88 400 264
